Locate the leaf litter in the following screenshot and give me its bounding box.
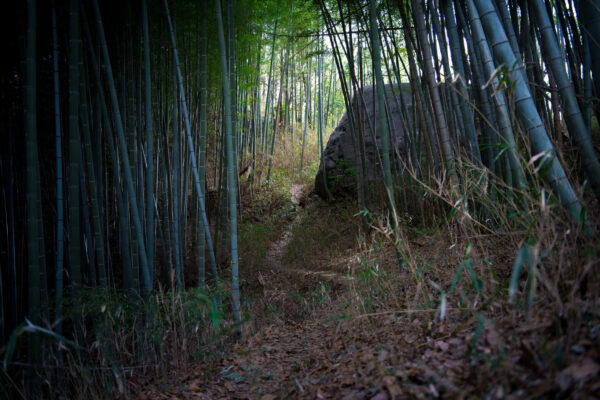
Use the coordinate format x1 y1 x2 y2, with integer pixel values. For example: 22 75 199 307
137 190 600 399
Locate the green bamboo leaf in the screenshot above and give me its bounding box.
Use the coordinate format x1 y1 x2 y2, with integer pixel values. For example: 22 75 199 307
23 318 85 351
509 245 530 302
210 296 220 331
3 320 85 371
525 255 537 313
3 323 25 370
449 261 466 294
463 260 482 295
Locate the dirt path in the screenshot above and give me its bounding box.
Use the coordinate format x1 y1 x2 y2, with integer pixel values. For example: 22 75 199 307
263 184 348 286
138 185 378 399
264 184 304 270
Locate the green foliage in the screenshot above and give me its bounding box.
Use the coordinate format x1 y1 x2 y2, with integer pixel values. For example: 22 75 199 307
292 282 331 316
333 158 356 178
284 202 359 265
50 286 224 396
239 220 285 266
3 320 85 370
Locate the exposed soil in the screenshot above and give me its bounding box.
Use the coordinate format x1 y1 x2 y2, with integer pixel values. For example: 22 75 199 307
263 184 350 288
264 184 304 271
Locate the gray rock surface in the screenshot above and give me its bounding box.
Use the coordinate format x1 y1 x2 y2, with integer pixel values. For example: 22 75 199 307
315 83 414 199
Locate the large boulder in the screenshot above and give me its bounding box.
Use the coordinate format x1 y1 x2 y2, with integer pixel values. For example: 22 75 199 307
315 83 415 199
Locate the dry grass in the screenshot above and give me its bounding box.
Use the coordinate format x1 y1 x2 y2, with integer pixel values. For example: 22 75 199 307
229 141 600 397
13 120 599 399
138 163 599 398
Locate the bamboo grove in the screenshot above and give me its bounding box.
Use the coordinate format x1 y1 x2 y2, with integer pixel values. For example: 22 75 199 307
1 0 599 396
317 0 599 224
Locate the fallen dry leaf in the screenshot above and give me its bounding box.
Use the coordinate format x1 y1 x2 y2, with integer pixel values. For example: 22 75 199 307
562 358 600 381
436 340 449 352
370 392 389 400
383 376 402 400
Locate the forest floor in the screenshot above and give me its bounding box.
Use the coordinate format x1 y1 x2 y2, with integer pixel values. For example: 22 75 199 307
137 183 600 400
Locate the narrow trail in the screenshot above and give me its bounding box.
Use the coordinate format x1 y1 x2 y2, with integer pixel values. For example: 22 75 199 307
263 184 349 286
138 185 475 400
139 184 374 399
264 184 304 269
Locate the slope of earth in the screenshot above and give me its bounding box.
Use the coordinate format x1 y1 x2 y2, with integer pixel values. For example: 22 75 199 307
137 185 600 400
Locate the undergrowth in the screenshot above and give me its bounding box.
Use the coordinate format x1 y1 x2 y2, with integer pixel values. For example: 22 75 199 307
321 155 600 397
4 119 599 398
1 286 229 399
1 125 326 399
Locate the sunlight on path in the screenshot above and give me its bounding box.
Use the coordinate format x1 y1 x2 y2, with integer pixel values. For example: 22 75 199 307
290 184 304 206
